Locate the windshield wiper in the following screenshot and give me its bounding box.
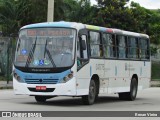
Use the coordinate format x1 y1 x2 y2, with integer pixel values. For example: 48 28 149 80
17 38 21 52
25 36 37 67
44 38 56 67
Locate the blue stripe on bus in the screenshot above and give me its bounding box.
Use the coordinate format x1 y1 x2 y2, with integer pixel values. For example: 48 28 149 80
15 68 71 84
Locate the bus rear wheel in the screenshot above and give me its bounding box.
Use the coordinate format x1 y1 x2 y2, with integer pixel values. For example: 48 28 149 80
119 77 138 101
82 80 97 105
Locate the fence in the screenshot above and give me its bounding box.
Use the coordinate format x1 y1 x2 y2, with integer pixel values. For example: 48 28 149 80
0 37 16 82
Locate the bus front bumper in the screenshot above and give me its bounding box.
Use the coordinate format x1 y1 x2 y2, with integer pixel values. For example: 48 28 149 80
13 77 77 96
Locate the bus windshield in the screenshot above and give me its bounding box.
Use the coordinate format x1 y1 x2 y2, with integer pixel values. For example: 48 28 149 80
14 28 76 68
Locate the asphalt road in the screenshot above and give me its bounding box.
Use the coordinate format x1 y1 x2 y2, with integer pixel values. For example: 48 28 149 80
0 88 160 119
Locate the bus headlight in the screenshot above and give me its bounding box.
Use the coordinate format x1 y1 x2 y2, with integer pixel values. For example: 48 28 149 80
59 73 73 83
13 71 23 83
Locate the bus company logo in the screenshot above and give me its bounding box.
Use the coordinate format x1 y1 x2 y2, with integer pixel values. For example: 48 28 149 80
1 112 42 117
39 79 43 83
2 112 11 117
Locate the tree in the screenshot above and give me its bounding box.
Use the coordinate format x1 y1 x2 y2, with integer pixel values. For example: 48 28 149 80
66 0 98 24
147 10 160 44
150 46 158 56
54 0 72 21
0 0 73 36
0 0 28 36
129 2 151 32
21 0 47 24
94 0 133 29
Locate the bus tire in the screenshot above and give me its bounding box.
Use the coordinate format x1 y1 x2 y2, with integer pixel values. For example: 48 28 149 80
119 77 138 101
82 80 96 105
35 96 47 103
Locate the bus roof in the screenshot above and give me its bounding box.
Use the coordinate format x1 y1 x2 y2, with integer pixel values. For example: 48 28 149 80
85 25 149 39
21 21 149 39
21 21 85 30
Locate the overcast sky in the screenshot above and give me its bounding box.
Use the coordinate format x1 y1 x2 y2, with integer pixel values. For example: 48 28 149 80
90 0 160 9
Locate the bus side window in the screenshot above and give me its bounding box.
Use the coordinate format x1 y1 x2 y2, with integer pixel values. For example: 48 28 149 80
103 33 116 58
128 37 139 59
89 31 102 57
81 35 88 59
140 38 150 59
116 35 127 59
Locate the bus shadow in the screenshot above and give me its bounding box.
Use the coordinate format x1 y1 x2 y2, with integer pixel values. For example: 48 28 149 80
23 95 133 107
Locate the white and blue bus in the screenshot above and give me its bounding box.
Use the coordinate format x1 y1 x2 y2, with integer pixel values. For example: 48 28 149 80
13 21 151 105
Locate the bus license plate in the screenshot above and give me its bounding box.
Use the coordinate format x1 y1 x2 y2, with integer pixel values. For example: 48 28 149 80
36 86 46 91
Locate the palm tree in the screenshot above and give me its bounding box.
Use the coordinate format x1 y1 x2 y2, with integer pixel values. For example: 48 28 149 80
66 0 97 24
0 0 73 36
0 0 28 36
54 0 72 21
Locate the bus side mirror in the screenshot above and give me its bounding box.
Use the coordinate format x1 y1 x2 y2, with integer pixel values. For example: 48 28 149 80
81 40 86 50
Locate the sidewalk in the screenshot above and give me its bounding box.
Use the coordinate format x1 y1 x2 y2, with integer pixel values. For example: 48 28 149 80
0 81 13 89
151 80 160 87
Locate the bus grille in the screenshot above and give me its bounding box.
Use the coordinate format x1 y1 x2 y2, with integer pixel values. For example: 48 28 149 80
24 79 59 84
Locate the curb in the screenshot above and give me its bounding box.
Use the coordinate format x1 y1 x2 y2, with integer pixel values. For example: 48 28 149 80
0 86 13 89
150 81 160 87
0 81 13 89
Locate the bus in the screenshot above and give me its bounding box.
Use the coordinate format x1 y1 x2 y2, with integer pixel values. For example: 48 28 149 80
13 21 151 105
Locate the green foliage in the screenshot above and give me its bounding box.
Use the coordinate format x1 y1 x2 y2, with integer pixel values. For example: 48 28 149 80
129 2 149 32
0 0 160 44
94 0 160 44
20 0 48 24
147 10 160 44
150 46 158 56
54 0 72 21
94 0 132 28
0 0 72 36
0 76 6 81
0 0 29 36
152 62 160 79
66 0 98 24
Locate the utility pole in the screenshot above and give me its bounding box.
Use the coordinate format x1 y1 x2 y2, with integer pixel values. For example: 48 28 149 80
47 0 54 22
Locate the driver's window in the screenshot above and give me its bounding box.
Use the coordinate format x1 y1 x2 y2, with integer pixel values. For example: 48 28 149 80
77 38 81 58
77 34 88 69
82 35 88 59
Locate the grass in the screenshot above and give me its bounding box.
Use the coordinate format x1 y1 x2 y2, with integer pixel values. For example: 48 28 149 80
0 76 7 81
152 79 160 81
0 75 13 89
0 75 12 81
152 62 160 80
0 86 13 89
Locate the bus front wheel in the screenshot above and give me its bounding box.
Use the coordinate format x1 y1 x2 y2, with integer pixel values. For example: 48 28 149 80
82 80 96 105
119 77 138 101
35 96 46 103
